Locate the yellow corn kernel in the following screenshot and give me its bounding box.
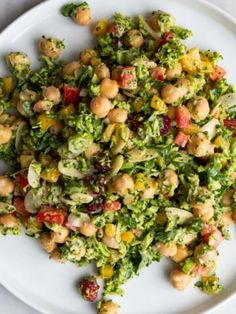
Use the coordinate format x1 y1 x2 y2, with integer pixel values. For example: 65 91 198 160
3 77 13 94
59 104 76 118
38 114 56 130
214 135 229 150
100 264 113 279
132 98 143 112
150 95 167 114
181 123 200 135
121 231 134 243
40 162 60 183
93 19 108 36
156 212 167 225
105 224 116 237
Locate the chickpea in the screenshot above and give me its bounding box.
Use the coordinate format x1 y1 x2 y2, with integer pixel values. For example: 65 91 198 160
182 233 197 245
40 232 56 253
95 63 110 80
79 221 97 237
175 78 190 98
0 124 12 144
90 96 111 118
165 63 182 80
50 248 66 263
171 246 189 263
193 206 214 222
108 108 128 123
113 173 134 196
161 84 181 104
80 48 97 65
194 244 217 267
43 86 61 105
187 96 210 122
17 89 37 116
100 78 119 99
187 133 214 157
7 52 30 68
149 12 160 31
99 301 120 314
156 241 177 257
140 178 157 199
52 226 70 244
0 214 18 230
170 270 192 291
0 176 14 197
74 5 91 26
63 61 81 76
221 190 234 206
102 235 119 249
158 169 179 196
219 211 231 226
124 29 144 48
39 37 64 59
84 143 101 159
33 100 53 112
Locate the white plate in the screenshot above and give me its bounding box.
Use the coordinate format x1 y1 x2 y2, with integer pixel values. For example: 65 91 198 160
0 0 236 313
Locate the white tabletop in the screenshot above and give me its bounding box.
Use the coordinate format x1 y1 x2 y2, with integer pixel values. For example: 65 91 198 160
0 0 236 313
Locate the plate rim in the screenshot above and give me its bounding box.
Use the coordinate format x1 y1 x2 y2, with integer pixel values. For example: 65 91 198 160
0 0 236 313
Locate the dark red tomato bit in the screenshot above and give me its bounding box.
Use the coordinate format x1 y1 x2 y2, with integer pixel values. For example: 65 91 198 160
13 196 29 217
156 31 173 50
37 207 66 225
160 116 171 136
63 85 80 106
150 67 165 81
86 201 104 214
79 276 100 302
210 66 226 82
15 173 28 189
128 113 143 132
176 106 191 128
117 66 137 90
224 119 236 128
95 162 110 173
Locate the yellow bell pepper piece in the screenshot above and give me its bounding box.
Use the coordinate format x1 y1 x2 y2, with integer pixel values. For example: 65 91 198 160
181 123 200 135
151 95 167 114
105 224 116 237
40 162 60 183
3 77 13 94
100 265 113 279
38 114 57 130
214 135 229 150
59 104 76 118
121 231 134 243
93 19 108 36
180 47 213 74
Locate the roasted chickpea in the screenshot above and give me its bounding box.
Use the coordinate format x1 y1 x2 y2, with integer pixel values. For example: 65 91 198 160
63 61 81 76
17 89 37 116
171 246 189 263
0 214 18 230
100 78 119 99
84 143 101 159
80 48 97 65
40 232 56 253
187 133 214 157
221 190 234 206
102 235 119 249
193 206 214 222
0 124 12 144
191 187 215 222
50 248 66 263
158 169 179 196
0 176 14 197
194 244 217 267
161 84 181 104
95 63 110 80
99 301 120 314
39 37 64 59
52 226 70 244
90 96 111 118
187 96 210 122
33 100 53 112
79 221 97 237
140 178 157 199
170 270 192 291
149 11 175 32
74 5 92 26
108 108 128 123
113 173 134 196
124 29 144 48
219 211 231 226
43 86 61 105
175 78 190 97
7 52 30 68
165 63 182 80
156 241 177 257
